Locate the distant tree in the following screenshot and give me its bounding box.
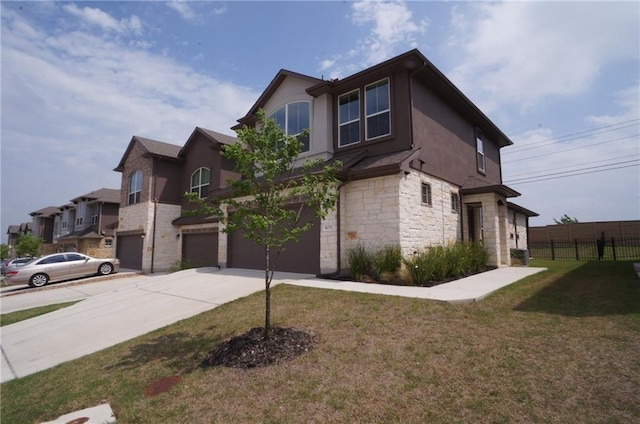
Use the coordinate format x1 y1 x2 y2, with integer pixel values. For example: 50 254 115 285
1 244 8 259
15 234 42 257
186 109 342 339
554 214 579 225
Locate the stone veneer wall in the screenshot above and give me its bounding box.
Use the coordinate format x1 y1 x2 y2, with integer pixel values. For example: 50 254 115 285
461 193 511 267
508 210 529 251
398 171 462 256
340 175 402 267
320 207 338 274
339 171 464 269
117 201 181 273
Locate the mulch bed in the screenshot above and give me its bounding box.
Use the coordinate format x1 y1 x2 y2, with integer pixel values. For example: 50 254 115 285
200 326 315 369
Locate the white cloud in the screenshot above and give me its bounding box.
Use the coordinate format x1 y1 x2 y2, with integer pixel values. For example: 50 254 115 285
319 0 426 78
447 2 639 114
63 3 142 35
1 6 257 234
166 0 196 21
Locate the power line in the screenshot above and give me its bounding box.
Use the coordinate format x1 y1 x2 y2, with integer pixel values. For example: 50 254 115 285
503 134 639 164
503 118 640 154
505 153 640 179
504 163 639 186
505 159 640 183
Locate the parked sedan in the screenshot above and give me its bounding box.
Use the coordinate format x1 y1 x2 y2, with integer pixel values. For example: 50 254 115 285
1 258 32 275
4 253 120 288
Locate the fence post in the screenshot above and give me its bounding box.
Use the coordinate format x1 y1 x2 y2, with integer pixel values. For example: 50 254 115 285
612 237 617 261
575 239 579 260
551 239 555 260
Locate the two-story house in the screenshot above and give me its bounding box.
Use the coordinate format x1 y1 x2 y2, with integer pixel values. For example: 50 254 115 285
54 188 120 256
114 49 536 274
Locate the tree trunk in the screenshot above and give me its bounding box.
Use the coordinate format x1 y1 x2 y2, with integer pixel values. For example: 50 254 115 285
264 244 271 340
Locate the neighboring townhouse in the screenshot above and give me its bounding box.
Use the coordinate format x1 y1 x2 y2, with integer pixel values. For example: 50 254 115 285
54 188 120 257
114 49 537 274
113 129 238 272
30 206 59 243
5 223 32 257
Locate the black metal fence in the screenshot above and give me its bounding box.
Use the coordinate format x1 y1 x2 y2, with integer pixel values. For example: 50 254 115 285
529 237 640 261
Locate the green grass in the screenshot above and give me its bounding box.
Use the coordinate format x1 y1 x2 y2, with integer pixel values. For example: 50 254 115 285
1 260 639 423
1 301 80 327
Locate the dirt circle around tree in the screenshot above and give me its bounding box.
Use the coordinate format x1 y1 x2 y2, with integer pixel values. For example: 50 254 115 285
200 326 315 369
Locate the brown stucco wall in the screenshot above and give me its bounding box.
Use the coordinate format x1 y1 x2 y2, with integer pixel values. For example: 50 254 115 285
410 81 502 187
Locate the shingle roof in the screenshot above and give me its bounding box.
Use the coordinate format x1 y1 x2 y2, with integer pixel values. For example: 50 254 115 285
29 206 61 217
197 128 237 146
71 188 120 204
135 136 182 158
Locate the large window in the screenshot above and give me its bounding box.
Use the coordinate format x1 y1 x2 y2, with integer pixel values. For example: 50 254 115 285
90 204 100 225
75 202 84 226
128 170 143 205
269 101 310 152
365 79 390 140
190 167 211 199
421 183 432 206
476 128 486 173
338 90 360 147
451 192 460 213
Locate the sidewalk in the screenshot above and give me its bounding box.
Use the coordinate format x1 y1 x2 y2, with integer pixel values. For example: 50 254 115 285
287 266 547 304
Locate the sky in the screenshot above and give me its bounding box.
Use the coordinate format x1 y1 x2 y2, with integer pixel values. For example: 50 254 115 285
1 0 639 243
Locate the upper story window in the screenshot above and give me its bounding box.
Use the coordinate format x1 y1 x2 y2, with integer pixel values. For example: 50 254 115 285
338 90 360 147
90 204 100 225
476 128 485 173
75 202 84 225
365 79 390 140
269 101 310 152
128 170 143 205
191 167 211 199
451 192 460 213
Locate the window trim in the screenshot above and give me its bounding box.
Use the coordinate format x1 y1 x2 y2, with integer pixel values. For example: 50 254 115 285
190 167 211 199
338 88 361 147
268 101 311 153
75 202 84 226
476 127 486 174
421 182 432 206
128 170 143 205
451 192 460 214
365 78 391 141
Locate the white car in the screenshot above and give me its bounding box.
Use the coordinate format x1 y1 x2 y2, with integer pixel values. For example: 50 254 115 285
4 253 120 288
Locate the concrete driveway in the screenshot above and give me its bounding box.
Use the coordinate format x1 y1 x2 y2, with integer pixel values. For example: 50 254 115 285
0 268 311 383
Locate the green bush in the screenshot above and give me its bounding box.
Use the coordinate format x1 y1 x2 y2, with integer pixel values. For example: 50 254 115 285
372 245 402 278
402 242 490 286
346 244 373 281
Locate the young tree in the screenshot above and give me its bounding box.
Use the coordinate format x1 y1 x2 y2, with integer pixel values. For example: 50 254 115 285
15 234 42 257
554 214 579 224
1 244 8 260
187 110 342 338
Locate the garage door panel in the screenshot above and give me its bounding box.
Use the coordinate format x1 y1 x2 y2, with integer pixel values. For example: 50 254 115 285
116 235 143 270
228 205 320 274
182 232 218 267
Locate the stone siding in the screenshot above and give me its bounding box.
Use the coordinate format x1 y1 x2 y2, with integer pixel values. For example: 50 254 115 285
508 210 529 251
320 207 338 274
150 204 182 272
399 171 461 256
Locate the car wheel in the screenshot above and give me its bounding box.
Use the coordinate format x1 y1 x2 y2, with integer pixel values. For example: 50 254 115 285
29 273 49 288
98 263 114 275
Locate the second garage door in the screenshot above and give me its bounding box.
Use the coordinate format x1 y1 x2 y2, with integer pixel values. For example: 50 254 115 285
182 232 218 267
227 206 320 274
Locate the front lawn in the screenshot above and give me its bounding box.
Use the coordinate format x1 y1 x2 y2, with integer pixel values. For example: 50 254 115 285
2 260 639 423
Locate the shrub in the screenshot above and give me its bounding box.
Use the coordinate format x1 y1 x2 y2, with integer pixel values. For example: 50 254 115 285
402 242 490 286
346 244 373 281
372 245 402 279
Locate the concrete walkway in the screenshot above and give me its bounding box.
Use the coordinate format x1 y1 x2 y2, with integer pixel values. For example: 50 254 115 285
1 266 546 385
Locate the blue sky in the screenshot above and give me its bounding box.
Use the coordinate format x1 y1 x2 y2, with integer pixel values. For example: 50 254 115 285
1 0 639 243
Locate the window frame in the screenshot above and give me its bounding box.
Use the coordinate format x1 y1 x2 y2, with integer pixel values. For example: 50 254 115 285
90 204 99 225
364 78 391 141
75 202 84 226
476 127 486 174
268 101 311 153
338 89 361 147
421 182 432 206
128 170 143 205
190 167 211 199
451 192 460 213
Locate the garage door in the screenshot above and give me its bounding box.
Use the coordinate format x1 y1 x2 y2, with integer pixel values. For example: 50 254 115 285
228 205 320 274
116 234 143 270
182 232 218 267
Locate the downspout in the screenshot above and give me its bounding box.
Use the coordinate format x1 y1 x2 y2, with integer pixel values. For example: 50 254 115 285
151 162 158 273
514 211 518 249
